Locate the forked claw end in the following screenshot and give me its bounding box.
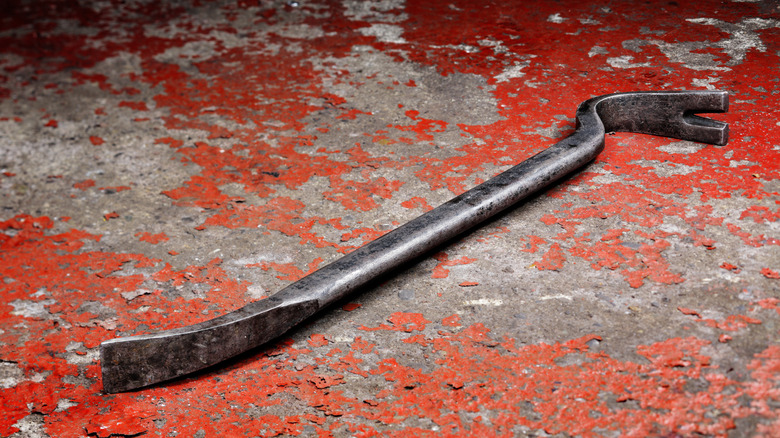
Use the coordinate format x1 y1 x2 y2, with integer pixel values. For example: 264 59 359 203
593 90 729 146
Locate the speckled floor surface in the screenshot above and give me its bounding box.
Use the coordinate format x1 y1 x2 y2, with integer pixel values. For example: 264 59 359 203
1 0 779 436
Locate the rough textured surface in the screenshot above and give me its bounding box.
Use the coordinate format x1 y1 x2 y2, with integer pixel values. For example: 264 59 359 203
0 0 778 436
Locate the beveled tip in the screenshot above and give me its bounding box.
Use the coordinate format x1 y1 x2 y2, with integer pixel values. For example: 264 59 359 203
101 297 319 393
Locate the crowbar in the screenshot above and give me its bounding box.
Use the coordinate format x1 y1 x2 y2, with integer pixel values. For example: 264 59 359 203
100 90 729 393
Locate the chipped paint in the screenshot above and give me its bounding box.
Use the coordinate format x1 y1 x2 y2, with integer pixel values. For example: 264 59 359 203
0 0 778 436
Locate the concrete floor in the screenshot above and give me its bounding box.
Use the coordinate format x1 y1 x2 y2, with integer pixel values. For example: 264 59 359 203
1 0 779 436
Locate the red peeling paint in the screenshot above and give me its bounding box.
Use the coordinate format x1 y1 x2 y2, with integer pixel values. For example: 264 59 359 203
325 172 404 212
442 314 461 327
118 100 149 111
400 196 434 212
136 232 169 244
102 212 119 220
361 312 431 333
535 242 566 271
679 306 763 332
678 307 702 318
431 252 478 279
84 404 153 438
73 179 95 190
1 214 779 435
475 226 510 243
720 262 741 273
520 235 546 253
342 303 361 312
755 298 780 316
395 110 448 142
336 108 372 120
89 135 104 146
760 268 779 279
702 314 762 331
1 0 779 435
308 334 329 348
248 257 324 282
740 206 780 224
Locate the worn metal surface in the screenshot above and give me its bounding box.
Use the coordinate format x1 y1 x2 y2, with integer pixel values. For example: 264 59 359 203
101 90 730 393
1 0 779 436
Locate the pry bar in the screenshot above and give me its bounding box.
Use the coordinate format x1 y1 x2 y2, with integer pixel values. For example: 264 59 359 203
100 90 729 393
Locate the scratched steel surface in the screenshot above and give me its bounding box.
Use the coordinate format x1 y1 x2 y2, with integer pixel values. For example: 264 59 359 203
0 0 778 436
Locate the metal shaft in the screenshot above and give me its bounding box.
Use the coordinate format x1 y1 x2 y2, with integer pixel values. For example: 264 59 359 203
100 90 729 393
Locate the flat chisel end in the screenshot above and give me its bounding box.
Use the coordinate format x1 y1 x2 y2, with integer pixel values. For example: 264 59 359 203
100 297 319 393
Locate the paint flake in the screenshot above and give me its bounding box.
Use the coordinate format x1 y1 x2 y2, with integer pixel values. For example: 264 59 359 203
0 1 778 435
136 232 169 244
